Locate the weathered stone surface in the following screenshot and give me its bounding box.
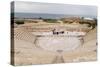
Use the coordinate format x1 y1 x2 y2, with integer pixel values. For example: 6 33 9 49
11 24 97 65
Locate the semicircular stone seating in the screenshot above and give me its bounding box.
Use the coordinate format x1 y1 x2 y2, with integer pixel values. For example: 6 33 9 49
62 27 97 62
14 28 45 48
13 25 97 65
14 28 36 43
13 28 57 65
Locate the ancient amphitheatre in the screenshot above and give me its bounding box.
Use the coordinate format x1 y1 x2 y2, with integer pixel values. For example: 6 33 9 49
11 17 97 65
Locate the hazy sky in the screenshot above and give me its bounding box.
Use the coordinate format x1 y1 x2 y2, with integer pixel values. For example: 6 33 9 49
13 1 97 16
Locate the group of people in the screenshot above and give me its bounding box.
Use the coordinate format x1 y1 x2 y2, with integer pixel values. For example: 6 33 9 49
52 29 64 35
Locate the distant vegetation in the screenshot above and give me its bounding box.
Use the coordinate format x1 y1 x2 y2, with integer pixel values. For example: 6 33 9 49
93 18 97 26
43 19 58 23
61 17 97 29
15 20 24 24
63 21 73 24
79 21 97 29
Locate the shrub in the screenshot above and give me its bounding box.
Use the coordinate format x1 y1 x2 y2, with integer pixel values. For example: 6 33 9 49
15 20 24 24
43 19 58 23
